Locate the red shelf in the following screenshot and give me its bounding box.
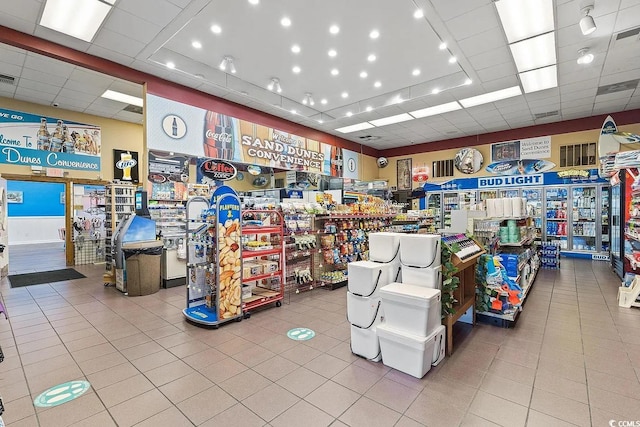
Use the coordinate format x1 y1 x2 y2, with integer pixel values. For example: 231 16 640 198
242 271 282 283
242 247 283 258
242 226 282 235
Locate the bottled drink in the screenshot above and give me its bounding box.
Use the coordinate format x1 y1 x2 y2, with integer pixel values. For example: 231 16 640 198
330 146 343 176
50 120 64 152
204 111 233 160
62 125 74 153
37 118 50 151
171 117 178 136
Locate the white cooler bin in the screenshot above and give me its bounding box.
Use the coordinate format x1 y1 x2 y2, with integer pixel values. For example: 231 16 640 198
368 232 401 263
401 265 442 289
399 234 441 268
351 324 382 361
347 260 399 297
431 325 446 366
379 283 441 337
377 323 439 378
347 292 383 329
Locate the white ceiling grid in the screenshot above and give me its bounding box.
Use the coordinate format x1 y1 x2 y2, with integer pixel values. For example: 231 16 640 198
0 0 637 146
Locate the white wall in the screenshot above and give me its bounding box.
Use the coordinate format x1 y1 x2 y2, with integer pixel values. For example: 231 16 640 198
9 216 65 245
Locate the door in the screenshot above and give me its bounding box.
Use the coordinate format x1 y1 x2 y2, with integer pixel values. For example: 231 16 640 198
544 186 568 249
600 185 610 253
522 188 543 241
570 186 597 251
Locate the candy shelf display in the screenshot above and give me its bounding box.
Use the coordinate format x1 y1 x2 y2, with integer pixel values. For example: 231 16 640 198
284 213 316 294
241 210 285 314
315 214 395 289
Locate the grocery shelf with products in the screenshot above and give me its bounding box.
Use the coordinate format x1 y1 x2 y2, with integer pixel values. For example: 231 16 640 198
241 209 284 314
522 188 543 241
103 183 136 287
391 209 440 234
284 213 316 294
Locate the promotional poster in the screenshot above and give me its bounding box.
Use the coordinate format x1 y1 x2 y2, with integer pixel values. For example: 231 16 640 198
113 149 139 183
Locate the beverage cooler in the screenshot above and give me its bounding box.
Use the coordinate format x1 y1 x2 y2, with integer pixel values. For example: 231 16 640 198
543 184 609 258
441 191 476 229
611 168 640 279
522 188 543 240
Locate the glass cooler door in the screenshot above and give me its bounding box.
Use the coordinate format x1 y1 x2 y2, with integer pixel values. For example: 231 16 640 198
571 186 597 251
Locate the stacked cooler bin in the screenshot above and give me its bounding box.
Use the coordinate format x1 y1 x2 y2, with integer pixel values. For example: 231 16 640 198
347 232 402 361
377 234 446 378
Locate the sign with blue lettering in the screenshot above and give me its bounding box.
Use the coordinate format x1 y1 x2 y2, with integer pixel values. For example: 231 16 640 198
478 174 544 188
0 107 101 171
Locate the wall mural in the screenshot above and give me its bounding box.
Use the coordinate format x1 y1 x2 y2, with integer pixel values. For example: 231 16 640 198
454 148 483 174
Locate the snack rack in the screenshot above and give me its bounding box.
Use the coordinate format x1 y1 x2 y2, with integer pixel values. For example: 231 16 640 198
241 209 285 317
183 187 243 327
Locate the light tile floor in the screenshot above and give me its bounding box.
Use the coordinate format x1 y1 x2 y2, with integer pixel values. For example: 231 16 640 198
1 253 639 426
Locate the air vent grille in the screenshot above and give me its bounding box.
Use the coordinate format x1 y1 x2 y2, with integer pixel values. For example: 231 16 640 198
358 135 381 141
123 104 143 114
597 79 640 96
0 74 16 85
616 27 640 40
534 110 559 120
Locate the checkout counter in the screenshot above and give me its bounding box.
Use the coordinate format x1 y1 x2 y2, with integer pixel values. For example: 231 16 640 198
112 213 163 296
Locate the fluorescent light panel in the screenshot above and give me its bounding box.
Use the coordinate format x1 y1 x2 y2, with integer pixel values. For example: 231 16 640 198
459 86 522 108
509 32 556 73
101 90 144 107
335 122 375 133
369 113 414 127
519 65 557 93
495 0 554 43
40 0 112 42
410 102 462 118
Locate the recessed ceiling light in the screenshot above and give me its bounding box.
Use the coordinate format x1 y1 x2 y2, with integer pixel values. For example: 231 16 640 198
194 73 204 79
211 24 221 34
321 99 328 105
369 30 380 39
328 49 337 57
329 25 340 34
191 41 202 49
414 9 424 19
395 97 404 104
101 90 143 107
166 61 175 69
367 54 376 62
335 122 375 133
448 56 457 64
459 86 522 108
374 81 381 88
412 69 421 76
369 113 413 127
281 17 291 27
346 111 353 117
40 0 112 42
439 42 447 50
577 48 594 65
248 0 259 4
292 66 301 73
432 88 440 94
360 71 368 78
464 78 473 85
318 120 324 124
409 101 462 118
291 44 300 53
291 109 297 114
331 69 339 76
341 92 349 98
366 106 373 112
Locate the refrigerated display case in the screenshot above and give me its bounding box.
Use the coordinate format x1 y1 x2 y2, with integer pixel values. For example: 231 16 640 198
545 187 569 249
501 189 520 198
601 186 610 253
571 186 598 252
424 193 442 231
612 183 622 276
617 168 640 279
443 191 458 228
522 188 543 240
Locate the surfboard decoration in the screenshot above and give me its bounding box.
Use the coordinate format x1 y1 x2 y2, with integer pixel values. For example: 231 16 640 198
598 115 640 178
485 159 555 175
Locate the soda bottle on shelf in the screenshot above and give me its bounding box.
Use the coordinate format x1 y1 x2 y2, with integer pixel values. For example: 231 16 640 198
37 118 50 151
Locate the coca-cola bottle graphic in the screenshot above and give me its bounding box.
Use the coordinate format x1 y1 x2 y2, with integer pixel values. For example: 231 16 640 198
37 118 50 151
204 111 234 160
330 146 343 177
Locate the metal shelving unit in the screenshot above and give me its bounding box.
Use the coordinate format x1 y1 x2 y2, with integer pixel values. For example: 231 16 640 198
103 183 135 287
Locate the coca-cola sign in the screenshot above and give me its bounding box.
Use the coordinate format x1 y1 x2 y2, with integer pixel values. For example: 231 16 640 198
200 159 237 181
205 129 232 144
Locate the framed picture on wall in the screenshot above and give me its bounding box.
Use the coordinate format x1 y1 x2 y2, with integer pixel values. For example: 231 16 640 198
397 158 412 190
7 191 23 204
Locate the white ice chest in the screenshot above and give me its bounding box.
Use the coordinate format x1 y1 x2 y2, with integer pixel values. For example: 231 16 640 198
347 260 399 296
377 324 446 378
379 282 441 337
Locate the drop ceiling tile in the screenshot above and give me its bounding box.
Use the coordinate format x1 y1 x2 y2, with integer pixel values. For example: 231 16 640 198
595 89 635 102
467 46 512 70
113 110 144 123
0 62 22 79
103 8 163 45
107 80 143 97
19 67 67 87
51 95 92 110
33 27 91 52
1 0 41 23
93 28 146 58
445 4 499 41
17 78 61 96
116 0 182 27
0 14 36 35
24 53 74 78
63 79 111 96
458 27 506 58
615 4 640 31
0 88 16 98
167 0 191 7
560 87 598 102
476 63 517 84
86 98 125 113
480 76 520 92
527 98 560 110
559 77 599 94
561 97 596 109
15 86 56 103
57 87 100 103
0 45 26 66
85 45 136 67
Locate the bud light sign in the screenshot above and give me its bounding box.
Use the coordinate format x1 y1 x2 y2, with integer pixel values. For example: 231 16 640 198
200 159 237 181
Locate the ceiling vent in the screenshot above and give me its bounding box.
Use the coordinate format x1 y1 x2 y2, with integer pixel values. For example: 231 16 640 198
123 104 143 114
534 110 559 120
596 79 640 96
611 26 640 50
0 74 16 85
358 135 381 141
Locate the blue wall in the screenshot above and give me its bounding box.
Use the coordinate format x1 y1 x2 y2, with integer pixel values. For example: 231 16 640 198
7 181 65 217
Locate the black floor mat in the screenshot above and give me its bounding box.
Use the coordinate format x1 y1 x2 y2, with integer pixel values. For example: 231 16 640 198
8 268 86 288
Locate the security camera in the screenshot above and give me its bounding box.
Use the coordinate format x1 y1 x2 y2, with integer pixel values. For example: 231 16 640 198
52 102 59 107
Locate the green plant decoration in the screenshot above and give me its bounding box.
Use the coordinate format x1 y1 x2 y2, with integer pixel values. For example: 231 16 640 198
441 243 460 318
475 254 491 313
